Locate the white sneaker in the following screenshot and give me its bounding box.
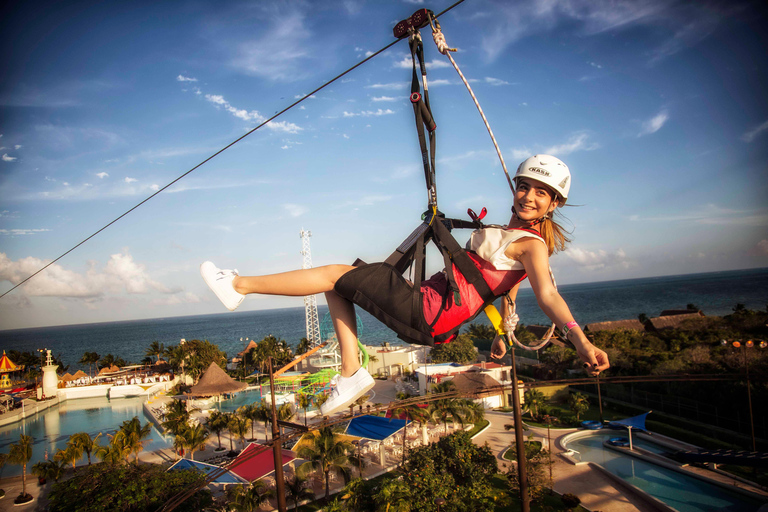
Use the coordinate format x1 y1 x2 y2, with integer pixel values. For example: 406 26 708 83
319 368 375 416
200 261 245 311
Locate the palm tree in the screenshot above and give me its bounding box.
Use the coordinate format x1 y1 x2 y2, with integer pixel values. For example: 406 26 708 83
390 401 428 465
339 477 368 512
296 427 353 500
32 459 65 484
79 352 100 378
207 410 229 451
429 381 466 434
162 398 198 435
285 474 315 510
366 354 379 373
228 414 251 451
524 389 547 419
568 392 590 421
277 402 295 439
178 423 210 461
226 480 274 512
145 341 165 363
374 478 412 512
99 353 116 369
296 338 312 355
117 416 152 464
296 392 312 427
8 434 33 499
54 439 84 471
462 399 486 426
237 403 260 441
253 400 272 442
70 432 101 466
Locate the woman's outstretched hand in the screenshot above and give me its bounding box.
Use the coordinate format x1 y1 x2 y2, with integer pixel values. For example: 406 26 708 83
576 341 610 377
490 335 507 360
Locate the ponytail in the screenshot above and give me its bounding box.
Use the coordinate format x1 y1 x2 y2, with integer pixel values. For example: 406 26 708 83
538 209 571 256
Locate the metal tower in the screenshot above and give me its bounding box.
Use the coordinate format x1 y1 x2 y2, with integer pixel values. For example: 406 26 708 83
300 229 322 346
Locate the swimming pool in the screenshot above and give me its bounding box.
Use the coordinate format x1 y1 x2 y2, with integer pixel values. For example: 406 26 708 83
0 397 171 478
563 430 766 512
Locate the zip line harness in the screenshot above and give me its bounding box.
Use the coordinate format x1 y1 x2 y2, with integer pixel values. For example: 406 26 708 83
382 9 565 352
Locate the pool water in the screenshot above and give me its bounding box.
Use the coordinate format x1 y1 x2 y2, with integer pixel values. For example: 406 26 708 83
565 431 766 512
0 397 171 478
213 388 264 413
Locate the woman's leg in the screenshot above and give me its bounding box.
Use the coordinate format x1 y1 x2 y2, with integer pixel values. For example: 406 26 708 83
325 290 361 378
232 263 360 377
232 264 355 296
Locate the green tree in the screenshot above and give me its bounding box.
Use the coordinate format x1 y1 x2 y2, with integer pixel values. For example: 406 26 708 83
296 392 312 427
296 337 312 355
284 474 315 510
176 423 210 461
115 416 151 464
523 389 547 419
375 478 412 512
568 392 589 421
402 430 497 511
253 400 272 442
429 333 477 364
8 434 33 500
296 427 353 500
206 410 229 451
32 459 65 483
391 400 429 465
54 441 84 471
145 341 165 363
162 398 198 436
428 381 468 435
226 480 274 512
237 403 261 441
70 432 101 466
78 352 100 378
47 463 212 512
228 414 251 451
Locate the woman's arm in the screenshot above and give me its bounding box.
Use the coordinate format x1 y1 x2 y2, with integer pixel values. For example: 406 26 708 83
514 240 610 374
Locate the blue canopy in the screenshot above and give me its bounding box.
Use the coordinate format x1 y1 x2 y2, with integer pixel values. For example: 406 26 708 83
609 412 650 432
168 458 245 484
346 415 408 440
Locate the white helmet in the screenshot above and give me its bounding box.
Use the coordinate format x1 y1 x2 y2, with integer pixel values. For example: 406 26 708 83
514 154 571 205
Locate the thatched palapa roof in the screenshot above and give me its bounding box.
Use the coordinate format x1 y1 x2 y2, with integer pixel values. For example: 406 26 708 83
97 365 121 376
647 313 706 331
450 372 502 398
238 340 258 357
188 362 247 397
584 319 645 332
72 370 89 380
660 309 704 317
60 372 75 382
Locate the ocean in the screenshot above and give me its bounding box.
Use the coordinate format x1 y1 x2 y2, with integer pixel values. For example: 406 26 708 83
1 267 766 371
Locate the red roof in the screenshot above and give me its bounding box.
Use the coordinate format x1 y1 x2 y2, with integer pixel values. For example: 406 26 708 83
229 442 295 482
472 362 502 369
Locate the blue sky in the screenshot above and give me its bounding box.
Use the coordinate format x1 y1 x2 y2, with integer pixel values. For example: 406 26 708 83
1 0 766 330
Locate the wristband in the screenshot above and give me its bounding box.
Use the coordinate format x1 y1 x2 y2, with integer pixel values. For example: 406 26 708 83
561 321 579 339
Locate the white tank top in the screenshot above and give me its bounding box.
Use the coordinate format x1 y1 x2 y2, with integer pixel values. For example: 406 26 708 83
467 227 546 271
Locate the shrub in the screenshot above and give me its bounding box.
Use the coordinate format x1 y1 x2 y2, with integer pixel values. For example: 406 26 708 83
561 492 581 507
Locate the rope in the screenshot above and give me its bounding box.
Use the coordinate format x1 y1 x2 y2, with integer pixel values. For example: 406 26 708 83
429 16 515 193
505 266 559 351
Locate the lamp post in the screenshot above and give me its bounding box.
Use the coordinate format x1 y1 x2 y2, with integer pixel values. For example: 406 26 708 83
434 498 446 512
543 414 555 492
352 439 362 477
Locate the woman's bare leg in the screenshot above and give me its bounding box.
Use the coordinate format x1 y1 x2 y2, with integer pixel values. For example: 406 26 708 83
325 290 361 378
232 264 355 296
230 263 360 377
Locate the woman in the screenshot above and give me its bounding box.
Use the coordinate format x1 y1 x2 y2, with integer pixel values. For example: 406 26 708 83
201 154 610 414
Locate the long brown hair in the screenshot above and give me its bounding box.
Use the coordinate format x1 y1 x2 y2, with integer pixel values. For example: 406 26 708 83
538 208 571 256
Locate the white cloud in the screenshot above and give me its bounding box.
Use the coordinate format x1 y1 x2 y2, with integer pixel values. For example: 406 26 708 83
372 96 398 102
638 110 669 137
511 147 532 160
757 240 768 256
205 94 264 122
0 229 51 236
230 10 312 82
283 203 307 217
393 55 451 70
342 109 395 117
150 184 160 191
629 204 768 227
2 154 16 162
366 82 409 90
588 61 603 69
0 251 173 298
266 120 303 134
741 120 768 143
563 246 631 270
14 145 22 150
428 79 453 87
543 132 599 155
124 177 137 183
176 75 198 82
484 77 510 86
96 172 109 179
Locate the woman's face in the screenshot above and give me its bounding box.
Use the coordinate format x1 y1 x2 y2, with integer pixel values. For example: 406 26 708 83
514 177 558 222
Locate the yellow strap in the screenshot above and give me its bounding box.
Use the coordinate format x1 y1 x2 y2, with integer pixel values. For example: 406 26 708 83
483 304 505 336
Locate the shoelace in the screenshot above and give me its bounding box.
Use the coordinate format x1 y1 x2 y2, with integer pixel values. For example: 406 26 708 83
216 269 238 280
